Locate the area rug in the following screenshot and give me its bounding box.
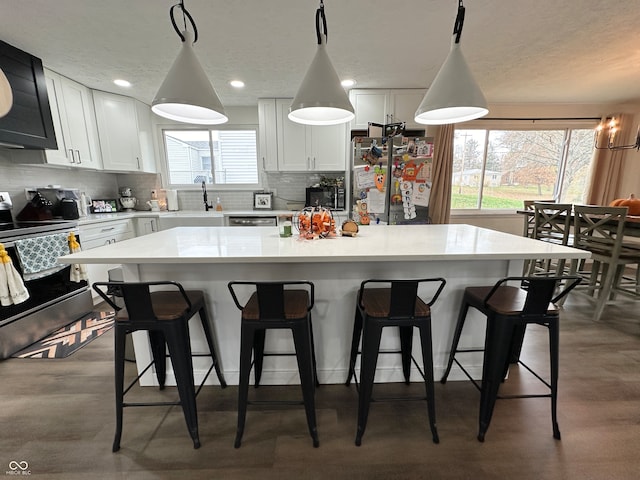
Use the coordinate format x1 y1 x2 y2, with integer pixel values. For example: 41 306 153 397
12 311 115 359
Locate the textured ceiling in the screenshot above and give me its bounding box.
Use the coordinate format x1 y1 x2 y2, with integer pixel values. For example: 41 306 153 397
1 0 639 109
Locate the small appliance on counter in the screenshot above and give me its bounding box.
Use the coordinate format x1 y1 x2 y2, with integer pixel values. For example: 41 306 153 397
22 187 84 220
16 191 54 221
305 185 346 210
119 187 137 211
60 198 80 219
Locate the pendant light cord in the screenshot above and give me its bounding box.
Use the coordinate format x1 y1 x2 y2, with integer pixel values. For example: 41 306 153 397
453 0 465 44
170 0 198 43
315 0 328 45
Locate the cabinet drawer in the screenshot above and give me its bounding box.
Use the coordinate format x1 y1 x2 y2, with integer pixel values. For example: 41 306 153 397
80 219 134 249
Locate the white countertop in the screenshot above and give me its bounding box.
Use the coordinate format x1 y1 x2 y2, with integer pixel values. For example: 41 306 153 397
60 224 591 265
78 210 299 225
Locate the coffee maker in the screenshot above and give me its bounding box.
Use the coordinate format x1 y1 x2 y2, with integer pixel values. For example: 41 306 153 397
119 187 137 211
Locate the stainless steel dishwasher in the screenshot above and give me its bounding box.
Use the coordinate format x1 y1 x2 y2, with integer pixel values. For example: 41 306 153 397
227 215 278 227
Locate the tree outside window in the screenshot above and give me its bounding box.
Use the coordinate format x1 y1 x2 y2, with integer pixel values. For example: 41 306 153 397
452 127 594 209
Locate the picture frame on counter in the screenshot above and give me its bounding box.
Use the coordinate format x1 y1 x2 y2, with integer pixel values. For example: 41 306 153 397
253 192 273 210
90 199 118 213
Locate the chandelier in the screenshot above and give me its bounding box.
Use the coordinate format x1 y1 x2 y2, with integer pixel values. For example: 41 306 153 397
594 117 640 151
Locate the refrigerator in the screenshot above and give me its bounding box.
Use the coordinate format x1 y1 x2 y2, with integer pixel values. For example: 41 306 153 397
349 131 435 225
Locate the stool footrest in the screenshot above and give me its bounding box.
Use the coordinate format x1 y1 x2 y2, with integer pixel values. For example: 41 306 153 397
123 401 181 407
371 395 428 403
248 400 305 406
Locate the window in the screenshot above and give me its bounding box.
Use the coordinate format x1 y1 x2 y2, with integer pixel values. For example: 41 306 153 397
163 128 259 187
452 124 596 210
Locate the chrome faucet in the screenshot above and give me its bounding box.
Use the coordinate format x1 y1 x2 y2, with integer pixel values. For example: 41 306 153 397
202 181 213 211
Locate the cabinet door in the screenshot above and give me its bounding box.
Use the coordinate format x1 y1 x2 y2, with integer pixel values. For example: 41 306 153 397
258 99 278 171
42 73 72 166
388 89 426 129
59 79 102 168
276 99 308 171
135 217 158 236
94 91 141 171
310 123 347 171
135 100 157 173
349 90 388 130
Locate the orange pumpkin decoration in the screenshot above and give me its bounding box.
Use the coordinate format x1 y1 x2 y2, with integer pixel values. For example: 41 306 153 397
609 193 640 215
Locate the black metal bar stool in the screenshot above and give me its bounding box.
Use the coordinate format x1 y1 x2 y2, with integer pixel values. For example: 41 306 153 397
345 278 446 446
228 281 319 448
93 281 227 452
440 275 581 442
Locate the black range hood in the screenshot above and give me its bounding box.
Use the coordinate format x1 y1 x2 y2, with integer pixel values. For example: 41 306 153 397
0 39 57 149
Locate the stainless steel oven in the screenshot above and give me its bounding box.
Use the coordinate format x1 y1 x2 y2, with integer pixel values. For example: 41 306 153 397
0 193 92 358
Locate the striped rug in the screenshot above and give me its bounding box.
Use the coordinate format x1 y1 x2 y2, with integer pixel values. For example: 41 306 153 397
12 311 115 359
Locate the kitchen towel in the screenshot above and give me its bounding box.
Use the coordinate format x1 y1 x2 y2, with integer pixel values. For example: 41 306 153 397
67 232 88 282
0 242 29 306
14 232 70 280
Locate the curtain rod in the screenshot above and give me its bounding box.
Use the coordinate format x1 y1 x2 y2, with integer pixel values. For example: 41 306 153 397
478 117 601 121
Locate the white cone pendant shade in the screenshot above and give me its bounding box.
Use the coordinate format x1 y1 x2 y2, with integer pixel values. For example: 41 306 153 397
0 68 13 118
289 24 354 125
415 40 488 125
152 30 227 125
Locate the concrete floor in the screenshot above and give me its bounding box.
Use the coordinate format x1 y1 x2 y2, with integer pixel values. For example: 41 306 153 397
1 293 640 479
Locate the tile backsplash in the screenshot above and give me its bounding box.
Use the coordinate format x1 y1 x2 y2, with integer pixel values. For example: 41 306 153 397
0 152 120 211
1 150 345 213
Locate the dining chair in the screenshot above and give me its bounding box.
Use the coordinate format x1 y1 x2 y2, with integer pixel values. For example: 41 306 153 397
522 199 555 238
570 205 640 321
527 202 573 276
522 200 556 275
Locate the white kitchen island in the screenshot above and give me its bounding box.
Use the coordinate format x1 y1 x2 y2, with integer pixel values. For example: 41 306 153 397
59 224 590 387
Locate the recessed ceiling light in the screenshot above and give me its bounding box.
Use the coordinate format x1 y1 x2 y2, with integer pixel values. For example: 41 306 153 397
113 79 131 88
229 80 245 88
341 79 356 88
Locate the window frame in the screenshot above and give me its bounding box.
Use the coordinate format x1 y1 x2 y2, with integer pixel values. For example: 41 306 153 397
158 124 262 191
451 118 599 213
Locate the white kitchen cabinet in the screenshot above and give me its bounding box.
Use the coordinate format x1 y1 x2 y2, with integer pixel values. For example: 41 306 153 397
93 91 156 173
273 98 347 172
349 89 426 130
135 100 157 173
258 99 278 171
22 70 102 168
134 216 158 236
80 219 135 299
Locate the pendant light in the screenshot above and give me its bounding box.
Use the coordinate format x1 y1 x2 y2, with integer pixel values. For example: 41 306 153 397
152 1 228 125
0 68 13 118
288 0 354 126
415 0 488 125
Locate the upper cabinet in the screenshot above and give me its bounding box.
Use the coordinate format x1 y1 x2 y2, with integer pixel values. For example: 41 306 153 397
349 89 426 130
258 99 278 171
38 69 102 168
259 98 346 172
93 91 156 173
134 100 157 173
